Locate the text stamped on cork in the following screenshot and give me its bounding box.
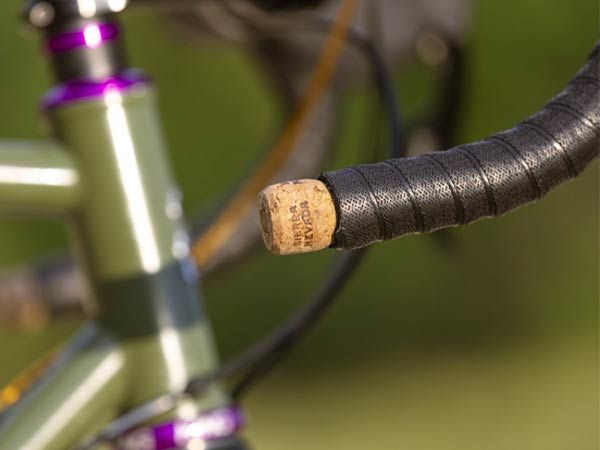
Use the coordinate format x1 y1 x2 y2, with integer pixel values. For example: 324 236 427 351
290 201 314 248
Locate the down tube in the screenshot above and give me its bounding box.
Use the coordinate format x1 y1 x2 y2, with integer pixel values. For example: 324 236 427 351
0 326 126 450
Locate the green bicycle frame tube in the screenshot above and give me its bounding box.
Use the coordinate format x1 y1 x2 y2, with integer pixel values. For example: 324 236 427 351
0 84 232 449
0 24 233 450
0 325 127 450
0 140 80 213
53 85 184 282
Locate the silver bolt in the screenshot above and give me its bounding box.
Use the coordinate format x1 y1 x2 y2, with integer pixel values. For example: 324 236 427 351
165 187 184 220
416 32 450 68
29 1 55 28
107 0 129 13
172 229 191 259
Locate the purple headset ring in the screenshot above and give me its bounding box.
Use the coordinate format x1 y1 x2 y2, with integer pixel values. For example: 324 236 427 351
47 22 120 54
42 72 150 110
116 406 245 450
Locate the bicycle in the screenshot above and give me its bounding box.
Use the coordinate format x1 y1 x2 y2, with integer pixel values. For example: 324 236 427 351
0 0 597 449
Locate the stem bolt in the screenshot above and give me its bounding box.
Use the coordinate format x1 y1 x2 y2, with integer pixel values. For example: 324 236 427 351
28 1 55 28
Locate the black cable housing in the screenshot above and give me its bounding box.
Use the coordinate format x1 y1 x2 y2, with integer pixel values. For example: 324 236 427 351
320 43 600 250
229 248 366 399
227 21 404 399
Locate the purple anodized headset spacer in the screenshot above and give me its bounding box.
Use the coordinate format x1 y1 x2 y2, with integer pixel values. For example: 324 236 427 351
116 406 245 450
47 22 120 54
42 71 150 110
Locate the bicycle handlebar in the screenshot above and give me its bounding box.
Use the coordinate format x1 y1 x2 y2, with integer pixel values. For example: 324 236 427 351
259 43 599 254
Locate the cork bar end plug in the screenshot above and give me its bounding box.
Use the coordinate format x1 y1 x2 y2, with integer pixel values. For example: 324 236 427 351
258 179 336 255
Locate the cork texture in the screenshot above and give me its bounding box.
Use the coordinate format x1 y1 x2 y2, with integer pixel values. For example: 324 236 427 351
258 179 336 255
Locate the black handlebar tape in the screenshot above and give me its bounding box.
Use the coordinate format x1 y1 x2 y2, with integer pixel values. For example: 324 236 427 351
319 44 600 250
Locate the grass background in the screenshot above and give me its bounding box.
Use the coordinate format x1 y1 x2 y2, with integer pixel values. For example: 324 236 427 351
0 0 598 449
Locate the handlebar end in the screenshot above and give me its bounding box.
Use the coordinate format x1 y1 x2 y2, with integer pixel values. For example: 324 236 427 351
258 179 336 255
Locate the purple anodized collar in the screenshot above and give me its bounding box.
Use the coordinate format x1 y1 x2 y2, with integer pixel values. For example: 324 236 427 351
47 23 120 54
116 406 245 450
42 72 150 110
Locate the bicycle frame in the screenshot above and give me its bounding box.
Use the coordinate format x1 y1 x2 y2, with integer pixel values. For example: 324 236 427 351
0 5 239 450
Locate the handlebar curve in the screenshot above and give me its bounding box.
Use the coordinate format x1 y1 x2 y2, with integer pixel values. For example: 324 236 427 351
259 43 599 254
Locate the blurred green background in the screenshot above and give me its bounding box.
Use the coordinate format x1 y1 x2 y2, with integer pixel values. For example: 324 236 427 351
0 0 598 449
